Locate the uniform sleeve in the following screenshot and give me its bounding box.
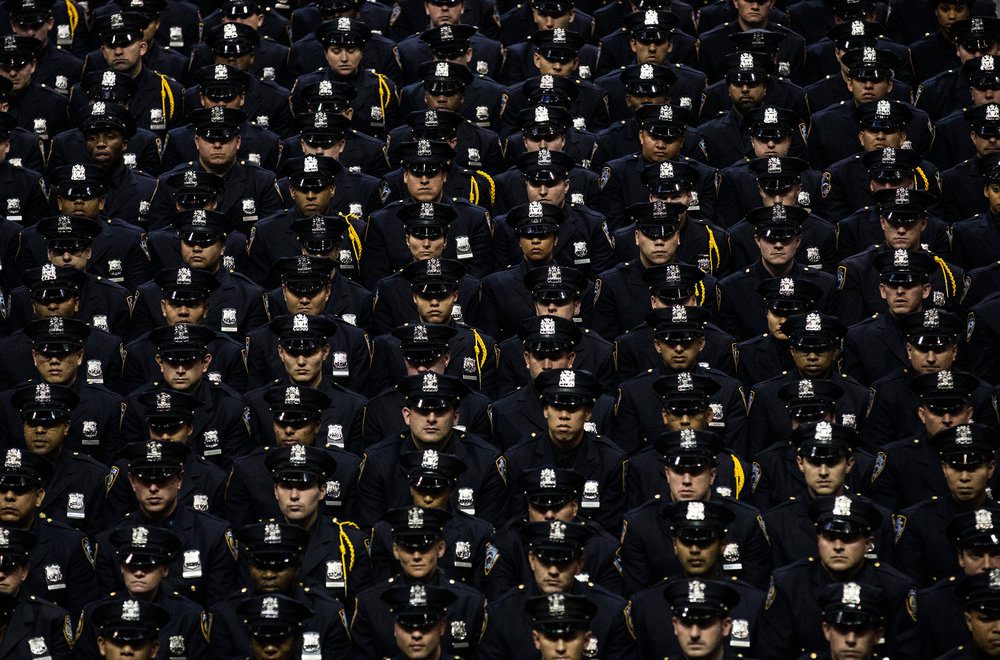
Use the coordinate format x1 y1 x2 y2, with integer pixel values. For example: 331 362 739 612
603 598 640 660
885 581 921 659
618 516 653 595
205 528 240 604
475 601 513 660
222 464 254 530
756 576 796 660
354 452 390 528
65 535 99 616
473 450 509 527
358 215 392 290
893 511 931 587
347 595 376 657
612 388 646 457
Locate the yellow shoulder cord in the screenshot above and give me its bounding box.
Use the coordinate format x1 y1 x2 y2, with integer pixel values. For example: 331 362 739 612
335 520 359 572
914 167 929 191
341 213 363 260
159 74 175 122
731 454 745 499
933 256 956 297
469 174 479 205
65 0 78 35
475 170 495 206
696 281 706 306
704 224 720 272
376 73 390 124
472 329 487 370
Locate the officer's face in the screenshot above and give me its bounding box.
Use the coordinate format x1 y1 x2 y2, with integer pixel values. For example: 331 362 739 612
519 233 558 263
532 7 574 30
750 136 791 158
918 401 973 435
524 133 567 152
410 483 453 509
966 611 1000 655
195 134 241 168
672 616 731 658
759 184 800 207
392 539 445 579
22 419 69 458
533 629 590 660
403 406 459 444
121 563 168 596
404 168 448 202
859 128 905 151
879 216 926 250
160 299 209 325
405 231 447 261
848 76 892 104
180 238 226 272
274 480 326 524
527 179 570 206
959 546 1000 575
424 89 464 112
727 81 766 112
10 16 53 42
31 348 82 385
213 51 255 72
533 52 579 78
249 633 296 660
754 233 801 268
155 354 211 392
971 85 1000 105
971 130 1000 157
672 536 722 575
790 346 838 378
277 345 329 387
324 45 363 76
534 299 580 320
56 194 104 219
290 184 334 216
766 310 791 339
31 296 79 320
654 337 706 371
630 37 671 65
85 129 127 165
650 190 694 207
543 403 591 444
635 227 680 266
0 556 25 594
129 473 182 517
661 407 711 432
425 0 464 25
986 182 1000 214
200 91 246 111
817 530 870 573
626 93 668 112
942 461 995 502
878 282 930 315
148 421 193 443
527 499 579 522
395 619 446 660
935 1 971 30
98 638 159 660
0 484 42 524
301 136 347 159
413 290 458 324
404 353 451 376
47 242 91 270
249 561 298 593
821 622 882 660
796 455 854 497
639 130 683 162
101 38 148 75
524 349 575 380
282 284 332 316
272 419 321 447
906 342 957 374
528 550 583 592
0 58 34 92
665 465 715 500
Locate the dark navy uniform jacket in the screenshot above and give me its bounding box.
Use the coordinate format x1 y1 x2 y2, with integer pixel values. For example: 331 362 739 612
697 22 805 84
940 157 989 224
613 217 731 278
371 270 478 335
47 127 163 177
292 68 400 139
399 75 509 134
387 121 506 175
842 312 933 386
950 211 1000 271
286 32 400 85
121 328 249 394
808 100 933 168
917 577 969 658
625 447 749 512
493 165 599 215
596 62 705 124
864 431 969 513
189 37 292 88
499 40 599 87
751 442 877 511
916 67 970 121
180 77 295 139
0 325 123 394
493 203 614 279
142 228 251 280
699 90 810 165
279 129 392 178
591 259 659 340
7 127 44 172
727 211 837 273
500 77 610 136
489 386 617 452
293 516 375 606
0 591 73 659
22 513 97 615
104 451 227 525
735 333 795 386
758 558 919 660
31 449 107 536
6 81 69 139
395 32 504 84
495 328 616 397
95 507 239 607
7 274 131 338
801 34 908 85
619 493 772 592
355 431 507 526
834 205 949 263
714 160 823 228
362 384 493 448
0 160 47 231
161 121 282 172
69 66 185 134
803 75 912 118
614 318 736 381
928 109 977 171
31 40 83 93
265 278 372 333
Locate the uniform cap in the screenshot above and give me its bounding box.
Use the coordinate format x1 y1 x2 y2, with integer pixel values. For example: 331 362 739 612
315 17 371 47
780 311 847 349
238 522 311 568
809 494 883 536
137 389 202 427
237 594 313 640
402 257 465 296
153 266 220 304
517 467 585 508
666 499 735 543
120 440 188 480
634 103 691 140
264 445 338 485
533 368 600 408
648 304 712 342
172 209 234 240
899 309 963 347
621 63 677 98
22 264 86 302
273 256 337 297
518 315 581 354
391 323 457 365
523 264 588 302
109 525 181 569
624 9 678 41
841 46 898 81
380 584 456 628
872 248 935 284
652 375 721 423
82 69 137 103
383 506 452 547
665 579 740 620
400 450 467 491
947 507 1000 550
51 163 110 200
94 11 147 45
777 378 844 422
933 423 1000 467
526 593 597 635
758 276 823 314
189 106 245 141
23 316 90 354
398 372 468 411
269 314 337 353
419 24 477 57
517 148 575 185
11 381 78 423
92 599 170 644
281 155 341 190
743 105 800 141
507 201 565 235
723 50 773 84
818 582 889 627
854 98 912 131
791 421 860 459
521 519 593 563
642 262 705 301
418 60 473 94
957 569 1000 614
523 75 579 104
264 384 332 426
861 147 919 182
641 159 698 194
529 28 585 63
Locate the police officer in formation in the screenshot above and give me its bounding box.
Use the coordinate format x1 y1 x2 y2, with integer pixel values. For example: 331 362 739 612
10 0 1000 656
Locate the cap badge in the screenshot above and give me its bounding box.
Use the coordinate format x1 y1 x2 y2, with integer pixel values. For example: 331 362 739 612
284 387 301 405
779 277 795 295
48 317 63 334
319 80 333 95
882 147 896 164
815 421 833 442
292 314 309 332
548 520 566 541
989 104 1000 121
639 63 654 80
540 468 557 488
739 52 754 69
534 106 550 123
659 162 674 178
426 259 442 276
261 596 279 619
772 204 786 220
558 370 575 388
92 102 107 116
413 325 428 342
173 324 189 343
553 28 567 43
894 187 910 204
663 264 680 284
528 201 544 219
176 267 192 285
798 380 815 398
677 372 693 392
688 580 706 603
122 600 140 621
337 16 351 31
410 584 427 607
289 444 306 465
70 164 86 182
805 312 822 332
223 23 238 39
851 20 864 35
303 156 318 174
540 74 554 90
421 450 439 470
417 140 432 157
145 442 161 461
686 501 705 521
132 527 148 546
976 509 994 531
679 428 697 450
767 157 781 174
549 593 565 615
264 523 282 543
862 47 876 64
546 265 562 284
991 568 1000 591
110 12 124 29
33 383 50 404
434 61 449 78
422 372 438 393
874 100 891 119
833 495 853 517
956 425 973 445
3 449 19 470
893 249 908 267
671 305 688 323
537 149 552 166
842 582 862 606
658 105 673 121
101 71 117 86
439 25 453 40
0 530 8 547
407 507 424 529
540 317 557 336
41 264 56 281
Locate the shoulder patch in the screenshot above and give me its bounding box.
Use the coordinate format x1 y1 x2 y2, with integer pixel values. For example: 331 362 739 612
894 514 906 542
63 614 73 646
871 451 886 483
598 166 611 190
837 265 847 290
765 575 776 610
201 611 212 642
751 462 761 492
623 601 636 640
967 311 976 343
593 278 603 304
906 587 917 621
756 514 770 544
104 466 120 495
484 542 499 576
82 537 95 568
495 456 506 482
225 529 238 560
821 171 831 198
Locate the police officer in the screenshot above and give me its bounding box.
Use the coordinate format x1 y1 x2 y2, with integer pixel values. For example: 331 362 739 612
4 0 81 93
0 34 67 139
149 106 283 231
0 109 45 233
494 145 598 214
363 323 493 444
698 10 806 85
210 521 352 657
734 276 821 385
943 567 1000 658
477 519 638 660
235 593 316 660
763 421 894 567
932 61 1000 172
75 525 209 660
486 466 621 599
227 384 362 525
356 372 507 525
809 581 891 660
951 152 1000 269
0 77 43 170
500 26 597 89
87 0 190 85
917 17 1000 121
136 213 267 341
0 265 124 392
501 53 610 136
508 103 596 171
525 591 599 660
940 104 1000 224
388 107 504 177
727 198 835 274
263 444 375 605
96 440 237 605
0 448 96 614
379 583 464 660
758 493 919 659
87 598 170 660
367 262 496 396
352 505 486 657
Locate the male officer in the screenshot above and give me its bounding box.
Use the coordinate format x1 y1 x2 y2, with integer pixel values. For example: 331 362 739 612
917 17 1000 121
500 59 610 137
96 439 239 606
940 99 1000 224
225 384 362 526
387 106 503 176
493 144 598 217
526 591 599 660
763 421 894 567
149 106 282 230
134 213 268 340
951 153 1000 269
235 593 316 660
810 581 892 660
263 444 375 605
717 206 837 340
942 567 1000 657
477 519 638 660
356 372 507 526
698 5 806 84
74 525 209 660
509 103 596 171
758 493 919 659
499 26 597 89
896 423 1000 586
486 466 621 599
727 197 835 273
209 521 352 657
87 598 170 660
4 0 82 91
928 63 1000 172
0 110 45 232
7 382 106 534
378 583 463 660
351 505 486 657
0 448 96 615
395 21 502 84
0 34 67 138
